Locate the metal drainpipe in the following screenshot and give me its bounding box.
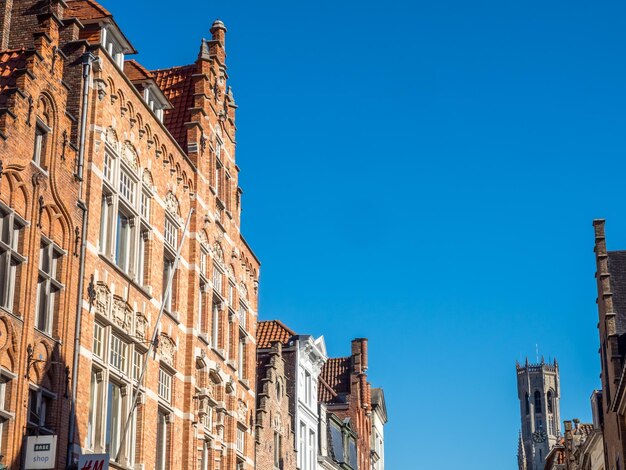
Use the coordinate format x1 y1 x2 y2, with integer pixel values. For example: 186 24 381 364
67 51 96 470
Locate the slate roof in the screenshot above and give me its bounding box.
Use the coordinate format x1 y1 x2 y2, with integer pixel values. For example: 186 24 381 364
0 49 33 107
65 0 112 21
319 357 351 403
256 320 295 349
153 65 195 150
608 250 626 338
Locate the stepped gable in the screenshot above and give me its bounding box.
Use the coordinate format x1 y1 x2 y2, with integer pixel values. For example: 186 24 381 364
0 49 34 107
256 320 296 349
153 64 196 150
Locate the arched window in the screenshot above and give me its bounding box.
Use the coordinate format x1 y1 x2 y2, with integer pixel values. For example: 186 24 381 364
525 393 530 415
547 390 553 414
534 391 542 413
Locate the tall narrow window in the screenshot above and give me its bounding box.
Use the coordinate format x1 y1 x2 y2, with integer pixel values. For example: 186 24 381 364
33 121 49 169
115 211 133 273
36 239 63 335
547 390 553 414
299 422 306 469
163 254 175 313
156 410 170 470
238 336 245 379
87 370 101 449
0 372 13 457
105 381 123 459
534 390 542 414
525 393 530 415
211 301 220 348
0 207 25 312
274 432 281 468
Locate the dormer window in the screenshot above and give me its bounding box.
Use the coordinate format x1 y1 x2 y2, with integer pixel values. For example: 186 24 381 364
101 26 126 68
143 88 165 122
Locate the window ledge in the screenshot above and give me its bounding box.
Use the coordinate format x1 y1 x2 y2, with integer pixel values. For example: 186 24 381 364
30 160 49 176
212 347 226 360
199 333 210 346
0 409 14 420
0 305 23 323
33 327 61 345
239 378 250 390
163 309 180 325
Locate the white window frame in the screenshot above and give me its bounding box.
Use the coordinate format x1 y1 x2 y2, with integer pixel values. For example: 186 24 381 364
36 237 64 336
0 205 26 313
158 368 172 403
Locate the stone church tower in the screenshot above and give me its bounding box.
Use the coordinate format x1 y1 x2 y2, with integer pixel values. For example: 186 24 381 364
516 358 561 470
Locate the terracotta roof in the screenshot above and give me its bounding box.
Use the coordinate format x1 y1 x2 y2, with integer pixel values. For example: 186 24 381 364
0 49 32 107
153 64 196 150
124 60 153 82
318 376 338 403
574 423 595 439
256 320 295 349
319 357 351 403
65 0 112 21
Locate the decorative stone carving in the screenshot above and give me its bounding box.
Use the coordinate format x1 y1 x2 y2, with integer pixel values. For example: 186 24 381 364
95 282 110 318
105 127 118 148
135 312 148 341
122 142 139 171
112 296 132 333
237 399 247 422
142 169 153 187
164 192 180 217
213 242 224 262
159 334 176 367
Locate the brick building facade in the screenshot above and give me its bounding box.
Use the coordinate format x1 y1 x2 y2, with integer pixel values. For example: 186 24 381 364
319 339 373 470
0 1 260 469
255 341 297 470
256 320 328 470
593 219 626 470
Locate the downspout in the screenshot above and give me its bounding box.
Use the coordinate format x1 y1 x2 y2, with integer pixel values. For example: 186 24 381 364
67 51 96 470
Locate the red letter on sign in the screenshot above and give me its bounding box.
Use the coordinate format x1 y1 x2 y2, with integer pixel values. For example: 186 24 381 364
93 460 105 470
80 461 92 470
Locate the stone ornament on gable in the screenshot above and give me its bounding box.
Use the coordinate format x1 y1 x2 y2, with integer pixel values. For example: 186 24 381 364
106 127 118 145
213 242 224 263
158 334 176 367
122 142 139 171
142 169 154 188
95 282 111 318
112 296 132 334
135 312 148 341
237 399 247 423
164 192 180 218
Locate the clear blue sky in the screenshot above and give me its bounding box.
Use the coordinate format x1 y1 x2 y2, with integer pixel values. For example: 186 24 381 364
106 0 626 467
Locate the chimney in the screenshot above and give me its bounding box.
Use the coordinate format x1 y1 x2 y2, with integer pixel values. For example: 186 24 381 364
210 19 227 46
351 338 368 373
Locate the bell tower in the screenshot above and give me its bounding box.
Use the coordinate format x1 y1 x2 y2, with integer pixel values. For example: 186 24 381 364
516 357 561 470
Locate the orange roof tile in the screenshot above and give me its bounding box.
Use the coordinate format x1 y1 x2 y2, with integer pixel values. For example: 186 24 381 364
124 60 153 82
256 320 296 349
153 64 195 150
65 0 112 21
0 49 32 107
319 357 351 403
